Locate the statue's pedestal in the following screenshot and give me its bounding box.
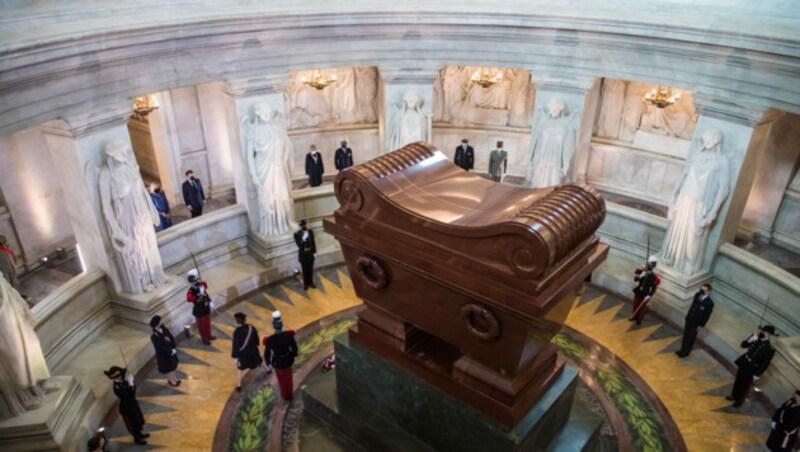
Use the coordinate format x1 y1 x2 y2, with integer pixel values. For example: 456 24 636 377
301 335 600 452
0 376 94 451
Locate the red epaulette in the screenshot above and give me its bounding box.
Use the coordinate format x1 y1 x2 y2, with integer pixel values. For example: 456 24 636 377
654 276 661 286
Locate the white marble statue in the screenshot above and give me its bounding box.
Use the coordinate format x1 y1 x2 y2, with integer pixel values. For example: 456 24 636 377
639 90 697 140
662 128 730 275
96 140 166 293
354 67 378 123
241 103 294 236
285 72 333 129
333 67 357 123
386 91 429 151
595 79 627 139
618 82 647 142
0 270 51 419
526 98 578 188
508 69 535 127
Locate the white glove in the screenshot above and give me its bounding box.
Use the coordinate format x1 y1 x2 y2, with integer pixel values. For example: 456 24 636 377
753 375 759 382
209 301 215 310
198 285 205 295
126 374 134 386
171 349 177 356
772 421 777 429
749 332 759 342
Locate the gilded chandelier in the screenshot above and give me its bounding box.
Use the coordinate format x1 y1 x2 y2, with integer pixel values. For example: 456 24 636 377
470 67 503 88
132 95 158 119
643 86 681 109
301 69 337 90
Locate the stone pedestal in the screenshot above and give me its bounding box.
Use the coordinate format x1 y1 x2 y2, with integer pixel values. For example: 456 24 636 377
302 335 599 452
0 376 94 451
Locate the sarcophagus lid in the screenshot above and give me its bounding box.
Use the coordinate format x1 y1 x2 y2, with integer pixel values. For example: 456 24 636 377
326 142 606 319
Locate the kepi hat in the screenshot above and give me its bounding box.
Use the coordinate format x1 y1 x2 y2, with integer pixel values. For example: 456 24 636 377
761 325 779 336
149 315 161 329
187 269 199 283
104 366 127 380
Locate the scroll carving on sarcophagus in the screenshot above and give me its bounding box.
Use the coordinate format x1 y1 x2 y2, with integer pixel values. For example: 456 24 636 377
323 141 608 426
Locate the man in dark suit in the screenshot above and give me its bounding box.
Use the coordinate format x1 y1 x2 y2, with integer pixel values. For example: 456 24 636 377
676 283 714 357
454 137 474 171
182 170 205 218
293 219 316 290
334 140 354 171
305 145 325 187
727 325 777 407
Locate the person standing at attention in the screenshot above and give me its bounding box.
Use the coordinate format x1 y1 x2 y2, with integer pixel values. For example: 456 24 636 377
182 169 205 218
264 311 298 401
294 219 317 290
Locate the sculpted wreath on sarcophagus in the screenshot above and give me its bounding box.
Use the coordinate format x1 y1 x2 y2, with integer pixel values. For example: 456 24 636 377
324 141 608 427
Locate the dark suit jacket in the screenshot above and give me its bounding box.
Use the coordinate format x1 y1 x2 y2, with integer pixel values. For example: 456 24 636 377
305 153 325 186
182 178 205 208
454 145 475 171
334 147 354 170
685 292 714 327
294 229 316 261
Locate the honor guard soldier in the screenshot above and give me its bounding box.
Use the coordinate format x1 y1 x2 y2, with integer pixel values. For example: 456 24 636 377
767 390 800 452
630 256 660 325
231 312 267 391
334 140 354 171
454 138 475 171
727 325 777 407
264 311 299 401
104 366 148 445
187 269 216 345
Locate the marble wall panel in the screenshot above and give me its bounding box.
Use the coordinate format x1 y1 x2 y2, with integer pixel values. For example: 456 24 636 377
772 191 800 254
0 128 74 264
586 141 685 206
288 126 379 180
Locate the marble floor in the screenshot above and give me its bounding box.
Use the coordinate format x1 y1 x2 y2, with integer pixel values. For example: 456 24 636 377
92 268 773 451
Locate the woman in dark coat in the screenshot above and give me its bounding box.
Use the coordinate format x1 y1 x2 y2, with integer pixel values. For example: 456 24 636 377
104 366 149 445
231 312 267 391
767 390 800 451
150 315 180 386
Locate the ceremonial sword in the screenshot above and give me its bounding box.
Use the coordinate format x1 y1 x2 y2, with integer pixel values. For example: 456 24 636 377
190 252 236 327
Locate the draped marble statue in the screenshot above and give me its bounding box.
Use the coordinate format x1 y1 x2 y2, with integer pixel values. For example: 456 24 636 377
96 140 166 293
241 103 294 236
595 79 627 139
464 67 513 110
386 91 429 151
0 272 51 420
440 66 470 123
507 70 535 127
354 67 378 123
286 72 333 129
662 128 730 275
526 98 578 188
334 67 357 124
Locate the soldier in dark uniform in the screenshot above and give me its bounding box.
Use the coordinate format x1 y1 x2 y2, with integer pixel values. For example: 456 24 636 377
294 219 317 290
767 390 800 452
334 140 354 171
630 256 660 325
264 311 299 401
727 325 777 407
231 312 267 391
104 366 148 445
150 315 181 386
454 138 475 171
305 145 325 187
676 283 714 357
186 269 215 345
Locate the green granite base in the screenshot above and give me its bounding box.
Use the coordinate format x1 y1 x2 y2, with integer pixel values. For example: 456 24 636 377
301 334 597 452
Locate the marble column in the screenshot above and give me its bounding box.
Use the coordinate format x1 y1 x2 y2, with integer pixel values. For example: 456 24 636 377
222 75 294 236
378 67 438 153
144 91 185 207
524 74 600 187
39 102 167 294
659 94 782 291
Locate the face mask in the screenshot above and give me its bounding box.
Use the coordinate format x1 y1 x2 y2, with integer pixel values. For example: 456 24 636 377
759 332 766 340
154 188 161 193
189 175 195 180
301 225 307 231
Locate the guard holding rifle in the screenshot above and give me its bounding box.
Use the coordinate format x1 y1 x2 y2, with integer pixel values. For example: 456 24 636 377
630 255 660 325
187 269 216 345
728 325 777 407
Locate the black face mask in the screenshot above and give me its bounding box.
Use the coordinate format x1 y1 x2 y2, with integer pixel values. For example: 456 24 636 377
154 188 161 193
759 332 767 340
189 176 195 180
301 225 307 231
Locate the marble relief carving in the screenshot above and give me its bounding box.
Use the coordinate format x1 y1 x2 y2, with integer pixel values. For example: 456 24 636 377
386 91 429 151
526 98 578 188
433 66 535 127
597 79 698 143
0 272 51 419
92 140 166 293
662 129 730 275
241 103 294 236
285 67 378 129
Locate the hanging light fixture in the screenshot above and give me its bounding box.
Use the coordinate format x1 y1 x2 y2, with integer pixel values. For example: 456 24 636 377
643 86 681 109
132 95 159 119
301 69 337 90
470 67 504 88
